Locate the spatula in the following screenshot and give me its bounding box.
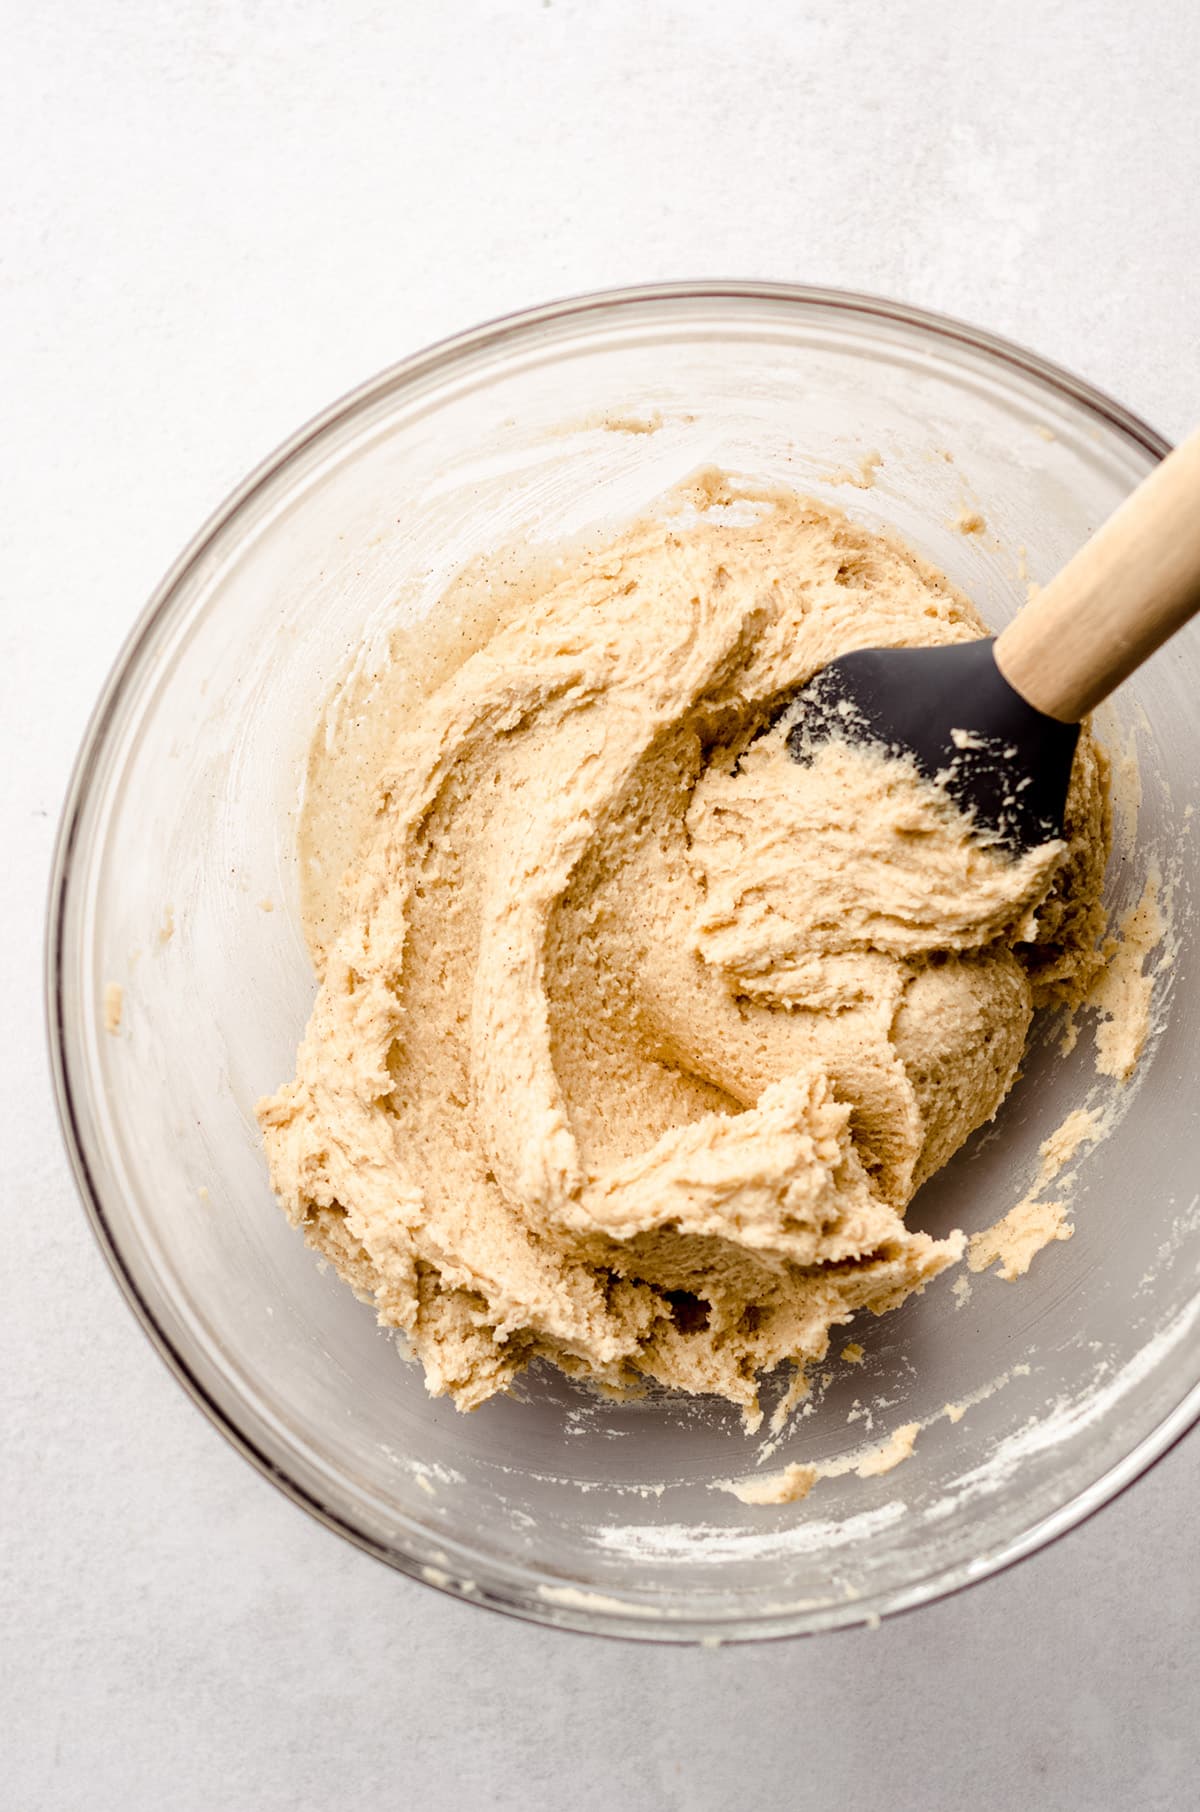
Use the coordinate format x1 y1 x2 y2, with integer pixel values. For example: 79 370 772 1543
785 426 1200 850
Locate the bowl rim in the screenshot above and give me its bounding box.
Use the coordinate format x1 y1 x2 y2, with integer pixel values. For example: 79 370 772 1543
45 278 1196 1644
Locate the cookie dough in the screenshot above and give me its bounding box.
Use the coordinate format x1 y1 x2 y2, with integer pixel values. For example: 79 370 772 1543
260 475 1108 1427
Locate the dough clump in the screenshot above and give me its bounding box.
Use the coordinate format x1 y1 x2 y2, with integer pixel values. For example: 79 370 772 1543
260 476 1108 1427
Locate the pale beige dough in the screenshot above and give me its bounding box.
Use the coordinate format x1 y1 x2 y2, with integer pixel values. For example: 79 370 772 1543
968 1197 1073 1281
259 475 1109 1428
103 981 123 1034
719 1419 921 1506
1092 869 1164 1079
968 1102 1106 1281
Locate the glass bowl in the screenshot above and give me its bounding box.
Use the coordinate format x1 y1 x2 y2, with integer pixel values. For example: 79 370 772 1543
48 283 1200 1642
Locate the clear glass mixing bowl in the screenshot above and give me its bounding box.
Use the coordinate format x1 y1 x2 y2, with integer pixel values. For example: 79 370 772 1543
48 284 1200 1641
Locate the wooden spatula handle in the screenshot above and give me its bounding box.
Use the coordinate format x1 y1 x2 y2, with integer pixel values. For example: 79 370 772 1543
994 425 1200 722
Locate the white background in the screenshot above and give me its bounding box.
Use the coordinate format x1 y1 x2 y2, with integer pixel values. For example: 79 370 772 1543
4 3 1198 1807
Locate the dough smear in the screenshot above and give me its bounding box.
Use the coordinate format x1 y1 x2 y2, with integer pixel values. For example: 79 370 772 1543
259 475 1109 1428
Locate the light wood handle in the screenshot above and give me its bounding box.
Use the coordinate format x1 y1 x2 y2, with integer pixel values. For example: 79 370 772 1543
994 425 1200 721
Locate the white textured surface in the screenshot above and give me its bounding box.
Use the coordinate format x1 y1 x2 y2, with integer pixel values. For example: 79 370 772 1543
4 3 1199 1807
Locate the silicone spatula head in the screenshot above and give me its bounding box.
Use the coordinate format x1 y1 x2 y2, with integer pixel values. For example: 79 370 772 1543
783 637 1079 852
787 424 1200 852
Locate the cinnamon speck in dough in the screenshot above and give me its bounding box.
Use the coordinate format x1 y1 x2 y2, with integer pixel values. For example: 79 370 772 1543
103 982 123 1034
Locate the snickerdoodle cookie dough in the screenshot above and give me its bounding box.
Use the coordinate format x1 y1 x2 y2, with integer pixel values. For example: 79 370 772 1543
259 474 1108 1428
